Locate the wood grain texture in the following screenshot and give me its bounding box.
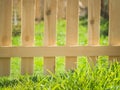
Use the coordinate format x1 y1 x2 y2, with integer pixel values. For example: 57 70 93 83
21 0 35 74
0 0 12 76
66 0 79 71
44 0 57 74
109 0 120 62
88 0 101 66
58 0 66 19
1 46 120 57
35 0 41 21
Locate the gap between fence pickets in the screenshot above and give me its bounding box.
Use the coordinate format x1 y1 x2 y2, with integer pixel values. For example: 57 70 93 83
0 46 120 57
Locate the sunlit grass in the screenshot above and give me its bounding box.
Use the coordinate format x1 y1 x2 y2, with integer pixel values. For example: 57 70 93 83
0 62 120 89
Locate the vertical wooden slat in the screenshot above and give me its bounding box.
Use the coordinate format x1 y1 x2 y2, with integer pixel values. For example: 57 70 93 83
88 0 101 66
36 0 44 21
44 0 57 74
0 0 12 76
18 0 21 20
40 0 44 20
58 0 66 19
36 0 41 21
109 0 120 62
21 0 35 74
65 0 79 71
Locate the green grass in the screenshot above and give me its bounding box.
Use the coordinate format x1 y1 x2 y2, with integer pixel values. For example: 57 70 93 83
0 62 120 89
0 18 120 89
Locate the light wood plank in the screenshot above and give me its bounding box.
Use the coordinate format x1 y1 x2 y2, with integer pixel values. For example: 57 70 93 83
35 0 41 21
0 0 12 76
58 0 66 19
66 0 79 71
39 0 44 21
35 0 44 21
21 0 35 75
109 0 120 62
44 0 57 74
88 0 101 66
1 46 120 57
18 0 21 20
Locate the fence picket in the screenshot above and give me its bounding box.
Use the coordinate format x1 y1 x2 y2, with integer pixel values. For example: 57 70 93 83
21 0 35 74
44 0 57 74
109 0 120 62
0 0 120 77
58 0 66 19
35 0 42 21
88 0 101 66
65 0 79 70
0 0 12 76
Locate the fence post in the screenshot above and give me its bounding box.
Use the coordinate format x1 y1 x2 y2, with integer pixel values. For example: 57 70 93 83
0 0 12 76
88 0 101 67
109 0 120 62
21 0 35 74
65 0 79 71
44 0 57 74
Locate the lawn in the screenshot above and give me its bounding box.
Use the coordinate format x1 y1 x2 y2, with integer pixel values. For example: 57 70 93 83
0 17 120 90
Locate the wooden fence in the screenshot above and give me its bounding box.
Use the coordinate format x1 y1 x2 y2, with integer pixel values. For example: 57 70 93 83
12 0 87 21
0 0 120 76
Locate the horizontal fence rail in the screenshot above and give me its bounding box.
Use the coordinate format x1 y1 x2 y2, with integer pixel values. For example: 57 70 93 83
0 46 120 57
0 0 120 76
